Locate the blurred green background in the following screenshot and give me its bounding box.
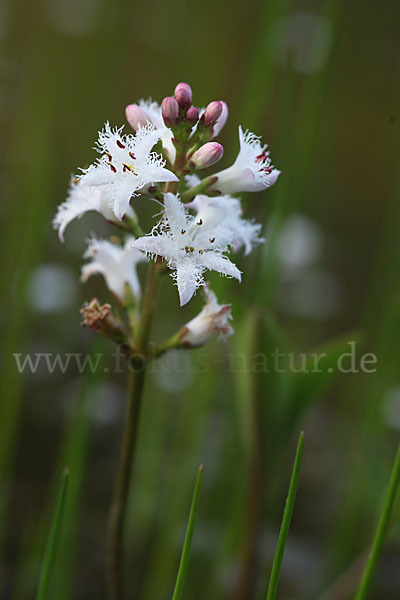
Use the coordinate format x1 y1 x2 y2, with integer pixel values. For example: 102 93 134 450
1 0 400 598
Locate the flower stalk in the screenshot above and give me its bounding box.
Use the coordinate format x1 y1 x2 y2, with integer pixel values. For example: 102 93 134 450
178 175 217 201
107 364 145 600
107 251 162 600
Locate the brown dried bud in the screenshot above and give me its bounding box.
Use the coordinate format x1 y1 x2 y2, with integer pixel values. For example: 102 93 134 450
81 299 126 344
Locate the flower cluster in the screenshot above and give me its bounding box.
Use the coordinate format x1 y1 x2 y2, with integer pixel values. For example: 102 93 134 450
54 82 280 350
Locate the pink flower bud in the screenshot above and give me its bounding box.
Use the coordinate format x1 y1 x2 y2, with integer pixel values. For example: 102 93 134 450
125 104 148 131
174 82 193 110
211 101 229 138
185 106 200 125
189 142 224 170
203 101 223 128
161 96 180 127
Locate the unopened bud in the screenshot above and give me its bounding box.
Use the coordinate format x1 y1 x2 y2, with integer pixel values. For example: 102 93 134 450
189 142 224 170
174 82 192 110
203 101 223 128
125 104 148 131
211 101 229 138
161 96 180 127
185 106 200 125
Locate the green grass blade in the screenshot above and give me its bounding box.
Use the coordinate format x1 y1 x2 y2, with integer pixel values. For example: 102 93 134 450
266 432 304 600
36 468 70 600
354 444 400 600
171 465 204 600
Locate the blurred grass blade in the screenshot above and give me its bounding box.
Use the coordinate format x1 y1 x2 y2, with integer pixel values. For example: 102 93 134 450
266 432 304 600
13 340 106 600
36 469 70 600
171 465 204 600
355 444 400 600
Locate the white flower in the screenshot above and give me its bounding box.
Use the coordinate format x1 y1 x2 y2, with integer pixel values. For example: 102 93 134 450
185 194 263 255
126 99 176 164
133 193 241 306
53 178 135 242
74 122 178 221
210 126 280 194
81 236 146 302
184 173 201 188
180 283 233 347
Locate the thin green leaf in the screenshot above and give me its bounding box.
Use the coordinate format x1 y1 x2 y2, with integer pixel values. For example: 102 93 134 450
355 444 400 600
36 468 70 600
171 465 204 600
266 432 304 600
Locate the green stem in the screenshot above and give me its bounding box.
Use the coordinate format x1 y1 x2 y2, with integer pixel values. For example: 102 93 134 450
266 432 304 600
354 444 400 600
153 331 184 358
180 176 217 201
171 466 204 600
107 260 161 600
124 213 145 238
37 469 70 600
136 260 161 350
107 367 145 600
164 179 180 194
